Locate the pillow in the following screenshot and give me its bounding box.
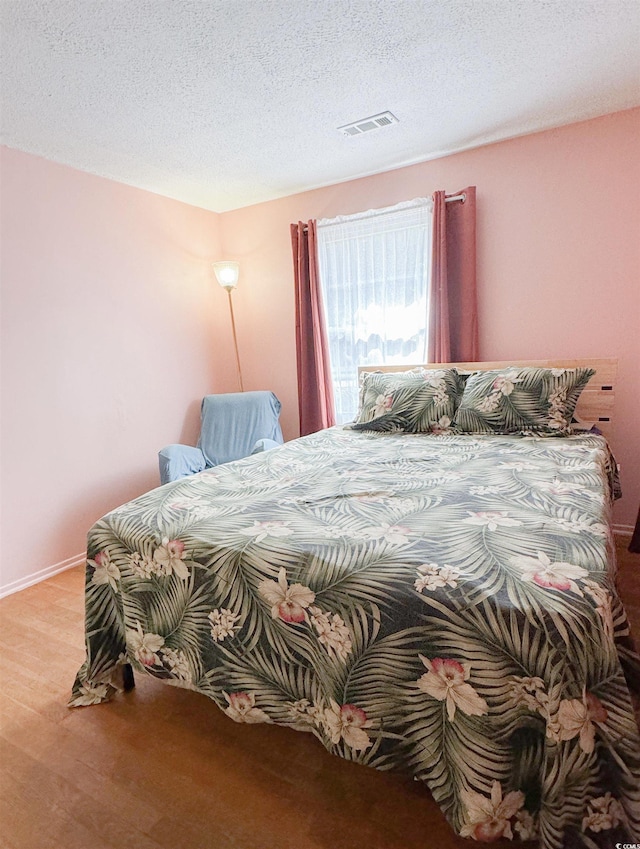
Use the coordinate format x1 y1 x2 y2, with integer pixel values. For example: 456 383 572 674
453 366 595 435
351 368 464 433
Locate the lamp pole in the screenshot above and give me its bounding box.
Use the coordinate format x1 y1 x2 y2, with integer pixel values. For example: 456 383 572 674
212 261 244 393
226 289 244 392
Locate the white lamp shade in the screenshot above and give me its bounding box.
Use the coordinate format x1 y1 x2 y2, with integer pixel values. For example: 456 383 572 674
213 261 240 291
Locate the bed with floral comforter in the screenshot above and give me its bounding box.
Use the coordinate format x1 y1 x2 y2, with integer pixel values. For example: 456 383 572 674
71 428 640 848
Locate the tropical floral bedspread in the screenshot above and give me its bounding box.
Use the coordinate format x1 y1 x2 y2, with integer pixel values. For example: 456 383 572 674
71 428 640 848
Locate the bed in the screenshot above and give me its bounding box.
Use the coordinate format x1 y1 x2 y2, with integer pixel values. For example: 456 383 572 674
71 359 640 849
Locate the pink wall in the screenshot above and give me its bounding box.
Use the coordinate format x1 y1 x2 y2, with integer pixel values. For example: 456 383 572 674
221 108 640 527
0 147 235 591
1 108 638 594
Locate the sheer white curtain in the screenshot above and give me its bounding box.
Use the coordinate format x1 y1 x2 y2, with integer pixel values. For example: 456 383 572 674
316 198 433 424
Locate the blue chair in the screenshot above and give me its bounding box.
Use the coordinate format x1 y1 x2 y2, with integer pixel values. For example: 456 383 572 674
159 391 284 484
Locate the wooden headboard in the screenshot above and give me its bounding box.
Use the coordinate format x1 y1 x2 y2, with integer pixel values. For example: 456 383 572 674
357 358 617 440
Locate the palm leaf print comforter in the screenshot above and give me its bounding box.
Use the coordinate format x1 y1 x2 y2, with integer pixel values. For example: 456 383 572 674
71 428 640 848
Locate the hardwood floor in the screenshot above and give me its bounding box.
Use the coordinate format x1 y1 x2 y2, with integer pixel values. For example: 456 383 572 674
1 540 638 849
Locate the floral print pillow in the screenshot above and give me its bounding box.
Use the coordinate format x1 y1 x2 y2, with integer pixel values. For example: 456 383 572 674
453 366 595 435
351 368 465 433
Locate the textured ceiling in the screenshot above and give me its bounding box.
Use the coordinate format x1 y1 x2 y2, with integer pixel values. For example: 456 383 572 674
2 0 639 212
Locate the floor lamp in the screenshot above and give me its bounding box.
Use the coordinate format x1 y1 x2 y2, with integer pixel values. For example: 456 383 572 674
212 261 244 392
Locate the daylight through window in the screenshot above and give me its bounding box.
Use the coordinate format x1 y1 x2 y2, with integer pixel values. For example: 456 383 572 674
317 198 433 423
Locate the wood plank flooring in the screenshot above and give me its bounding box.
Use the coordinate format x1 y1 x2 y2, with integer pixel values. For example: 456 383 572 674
1 540 638 849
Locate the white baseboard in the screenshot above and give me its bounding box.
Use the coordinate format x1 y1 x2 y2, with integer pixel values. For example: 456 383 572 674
0 524 634 599
613 523 634 540
0 552 86 599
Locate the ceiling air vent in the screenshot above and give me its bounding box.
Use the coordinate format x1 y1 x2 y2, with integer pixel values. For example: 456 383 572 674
338 111 398 137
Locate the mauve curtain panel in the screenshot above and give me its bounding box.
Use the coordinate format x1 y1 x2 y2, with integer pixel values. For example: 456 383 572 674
428 186 478 363
291 220 336 435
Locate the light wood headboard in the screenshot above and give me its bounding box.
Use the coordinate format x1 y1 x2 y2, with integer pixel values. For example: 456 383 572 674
357 358 617 440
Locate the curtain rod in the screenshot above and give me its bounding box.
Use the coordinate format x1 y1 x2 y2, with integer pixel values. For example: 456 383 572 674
303 192 466 231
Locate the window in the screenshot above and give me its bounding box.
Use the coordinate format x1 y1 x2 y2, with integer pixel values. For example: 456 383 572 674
316 198 433 423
